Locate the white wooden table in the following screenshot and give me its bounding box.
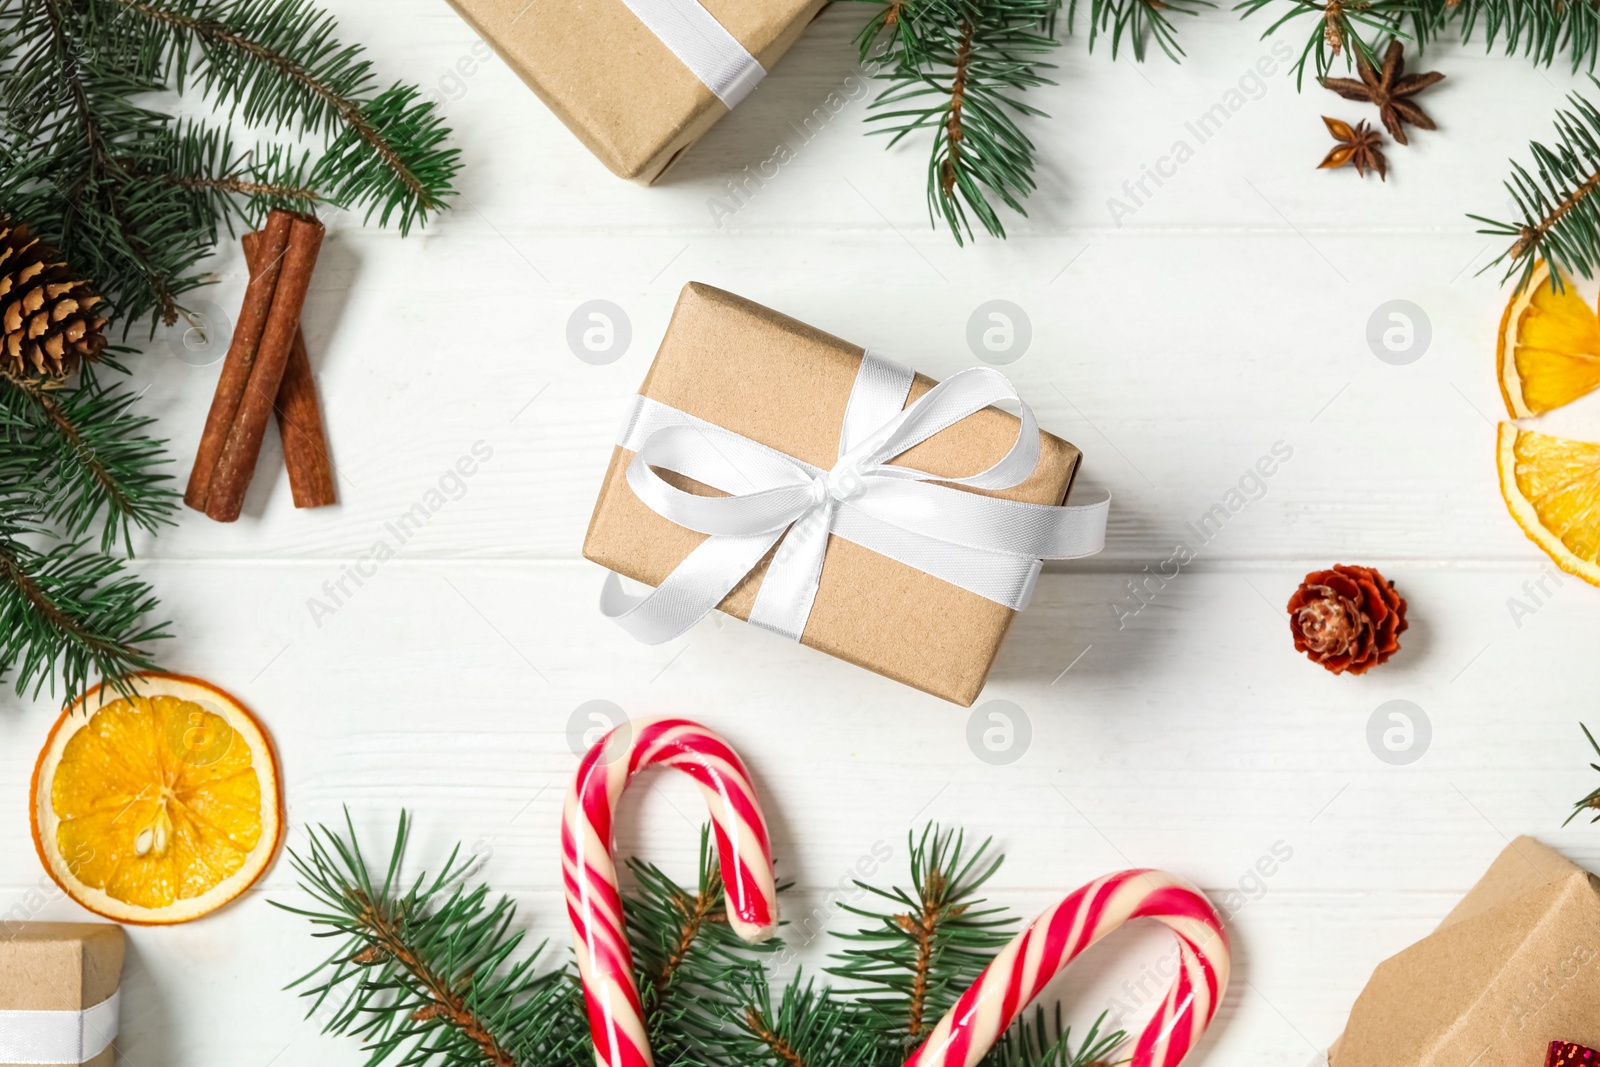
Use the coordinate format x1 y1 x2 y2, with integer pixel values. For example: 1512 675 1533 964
4 5 1599 1064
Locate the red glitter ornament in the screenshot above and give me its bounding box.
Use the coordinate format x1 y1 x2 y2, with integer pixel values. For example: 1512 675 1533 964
1549 1043 1600 1067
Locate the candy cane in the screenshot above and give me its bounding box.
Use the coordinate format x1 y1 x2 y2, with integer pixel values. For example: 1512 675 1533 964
562 718 778 1067
904 869 1229 1067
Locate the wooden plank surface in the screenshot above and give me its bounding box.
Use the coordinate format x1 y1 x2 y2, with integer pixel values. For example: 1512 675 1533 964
5 4 1600 1066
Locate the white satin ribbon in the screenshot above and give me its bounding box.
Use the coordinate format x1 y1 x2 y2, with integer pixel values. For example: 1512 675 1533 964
616 0 765 108
600 352 1110 644
0 989 119 1065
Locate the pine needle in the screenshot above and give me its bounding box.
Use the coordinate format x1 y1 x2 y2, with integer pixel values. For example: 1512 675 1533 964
828 825 1016 1047
1471 84 1600 291
1237 1 1600 88
0 530 168 702
1234 0 1415 87
0 367 175 702
851 0 1061 245
0 0 457 705
280 817 1128 1067
1565 722 1600 826
272 810 585 1067
1070 0 1211 63
0 0 459 327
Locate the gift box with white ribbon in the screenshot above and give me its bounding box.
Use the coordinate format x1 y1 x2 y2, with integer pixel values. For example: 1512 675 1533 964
584 283 1109 705
443 0 825 182
0 923 122 1067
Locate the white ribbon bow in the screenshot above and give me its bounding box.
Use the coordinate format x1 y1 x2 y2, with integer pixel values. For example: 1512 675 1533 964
601 352 1110 644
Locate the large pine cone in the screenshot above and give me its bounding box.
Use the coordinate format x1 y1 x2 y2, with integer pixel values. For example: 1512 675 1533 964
1288 564 1407 675
0 218 107 385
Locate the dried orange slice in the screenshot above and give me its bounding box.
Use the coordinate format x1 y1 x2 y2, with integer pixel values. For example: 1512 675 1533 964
1498 423 1600 585
30 673 282 924
1498 261 1600 418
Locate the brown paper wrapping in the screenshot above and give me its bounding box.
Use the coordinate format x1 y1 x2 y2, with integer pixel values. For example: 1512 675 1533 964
1330 837 1600 1067
0 922 124 1067
442 0 826 182
583 283 1082 705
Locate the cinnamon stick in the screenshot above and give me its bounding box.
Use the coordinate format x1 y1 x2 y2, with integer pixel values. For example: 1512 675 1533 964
185 210 293 512
204 213 325 522
241 230 336 509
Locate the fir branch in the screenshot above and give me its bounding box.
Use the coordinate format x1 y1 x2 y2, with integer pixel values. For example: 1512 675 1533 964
1470 85 1600 291
2 0 233 325
1565 722 1600 825
1234 0 1414 87
1239 1 1600 85
1413 0 1600 73
829 825 1015 1049
2 365 178 554
0 0 458 706
0 302 176 705
160 171 317 199
1070 0 1211 62
745 1007 811 1067
731 979 887 1067
624 831 785 1064
852 0 1061 245
133 119 323 222
273 810 584 1067
981 1005 1123 1067
646 869 721 1000
0 528 167 702
281 817 1130 1067
111 0 458 232
24 0 188 321
0 0 457 329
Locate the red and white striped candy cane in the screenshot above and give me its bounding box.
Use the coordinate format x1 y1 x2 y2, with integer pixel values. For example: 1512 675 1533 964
562 718 778 1067
904 869 1229 1067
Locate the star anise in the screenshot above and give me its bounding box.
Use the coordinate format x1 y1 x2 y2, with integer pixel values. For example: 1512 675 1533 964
1319 117 1386 180
1320 40 1443 146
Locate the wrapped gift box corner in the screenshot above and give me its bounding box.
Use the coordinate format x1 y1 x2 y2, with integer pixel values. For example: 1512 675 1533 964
442 0 826 182
583 282 1082 706
0 922 124 1067
1329 836 1600 1067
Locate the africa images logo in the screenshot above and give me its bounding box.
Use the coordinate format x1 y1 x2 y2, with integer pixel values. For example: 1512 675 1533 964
305 441 494 627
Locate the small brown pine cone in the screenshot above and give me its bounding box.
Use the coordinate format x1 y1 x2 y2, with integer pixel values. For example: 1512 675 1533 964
1287 564 1407 675
0 217 107 385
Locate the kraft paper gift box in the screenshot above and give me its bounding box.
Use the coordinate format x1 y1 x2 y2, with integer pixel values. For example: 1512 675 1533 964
1327 837 1600 1067
0 923 124 1067
442 0 826 182
582 282 1084 706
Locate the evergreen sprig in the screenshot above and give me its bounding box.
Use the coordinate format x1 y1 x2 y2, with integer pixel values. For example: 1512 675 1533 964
1470 85 1600 291
1565 722 1600 826
623 840 785 1064
1233 0 1414 86
1422 1 1600 72
281 816 1128 1067
985 1006 1122 1067
0 363 176 703
2 361 177 553
1070 0 1211 62
0 0 457 705
729 978 887 1067
0 0 459 329
829 825 1016 1049
274 810 586 1067
1237 1 1600 86
851 0 1062 245
0 524 169 702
